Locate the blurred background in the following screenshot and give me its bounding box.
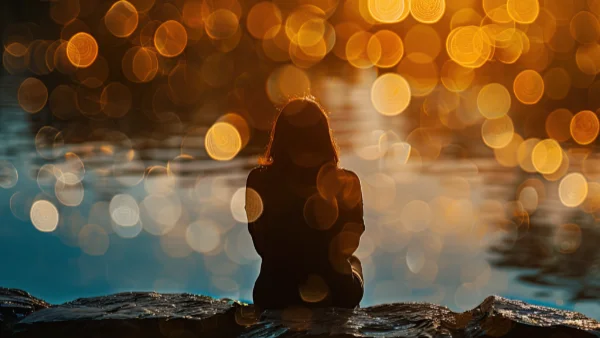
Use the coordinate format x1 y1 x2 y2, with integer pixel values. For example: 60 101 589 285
1 0 599 320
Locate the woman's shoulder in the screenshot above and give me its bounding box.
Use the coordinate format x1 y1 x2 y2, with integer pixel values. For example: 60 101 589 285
247 165 269 186
338 168 361 184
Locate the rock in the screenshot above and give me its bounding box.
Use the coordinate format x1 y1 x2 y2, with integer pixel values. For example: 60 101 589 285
0 288 49 337
1 288 598 337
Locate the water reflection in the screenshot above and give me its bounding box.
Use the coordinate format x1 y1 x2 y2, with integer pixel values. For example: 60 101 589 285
490 199 600 304
1 0 600 322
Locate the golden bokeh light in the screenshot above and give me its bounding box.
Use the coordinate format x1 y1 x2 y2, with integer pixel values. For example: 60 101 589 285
575 43 600 75
559 173 588 208
404 24 441 64
531 139 562 174
368 0 410 23
18 77 48 113
50 0 80 25
266 65 311 105
182 0 204 33
30 200 59 232
303 192 339 230
447 26 493 69
35 126 63 159
75 55 109 88
477 83 511 119
245 188 264 223
154 20 188 57
247 2 282 39
582 181 600 214
101 82 132 118
299 274 330 303
66 32 99 68
109 194 140 227
8 0 600 307
494 133 524 167
0 161 18 189
78 224 110 256
5 42 28 58
205 9 239 40
140 193 181 235
55 177 84 207
545 109 573 142
481 115 515 149
347 31 378 69
371 73 411 116
440 60 474 92
570 11 600 44
570 110 599 145
554 223 582 254
132 47 158 82
513 69 544 105
370 30 404 68
506 0 539 24
205 122 243 161
410 0 446 24
105 1 139 38
397 57 438 97
129 0 155 13
517 137 540 173
543 67 571 100
186 220 221 254
450 8 482 29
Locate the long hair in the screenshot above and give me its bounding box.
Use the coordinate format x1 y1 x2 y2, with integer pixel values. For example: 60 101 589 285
259 96 339 167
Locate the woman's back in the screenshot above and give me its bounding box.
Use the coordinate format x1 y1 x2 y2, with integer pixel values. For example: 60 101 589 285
247 163 365 309
246 97 365 309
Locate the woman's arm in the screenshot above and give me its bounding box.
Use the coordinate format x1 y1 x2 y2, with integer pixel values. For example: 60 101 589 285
246 168 266 257
341 170 365 237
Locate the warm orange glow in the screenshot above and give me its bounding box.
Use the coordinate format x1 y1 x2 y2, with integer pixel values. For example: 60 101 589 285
481 115 515 149
545 109 573 142
154 20 188 57
66 32 99 68
101 82 132 118
507 0 539 24
410 0 446 24
132 47 158 82
50 0 80 25
371 73 411 116
368 0 410 23
570 110 600 145
531 139 562 174
247 2 282 40
369 30 404 68
205 9 239 40
440 60 474 92
205 122 243 161
446 26 492 69
559 173 588 208
105 1 139 38
30 200 59 232
477 83 511 119
18 77 48 114
513 69 544 104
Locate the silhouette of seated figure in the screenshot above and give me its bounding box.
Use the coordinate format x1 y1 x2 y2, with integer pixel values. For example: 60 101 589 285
245 98 365 309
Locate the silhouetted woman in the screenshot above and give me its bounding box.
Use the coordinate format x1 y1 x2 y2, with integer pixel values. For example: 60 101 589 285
245 97 365 309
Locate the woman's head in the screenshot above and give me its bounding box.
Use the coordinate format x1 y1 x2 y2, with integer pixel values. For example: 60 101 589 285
261 97 339 168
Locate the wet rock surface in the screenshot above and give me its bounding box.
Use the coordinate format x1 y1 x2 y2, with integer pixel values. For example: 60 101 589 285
1 287 598 337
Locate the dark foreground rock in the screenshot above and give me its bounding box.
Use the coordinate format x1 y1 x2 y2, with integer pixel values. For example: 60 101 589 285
1 287 598 337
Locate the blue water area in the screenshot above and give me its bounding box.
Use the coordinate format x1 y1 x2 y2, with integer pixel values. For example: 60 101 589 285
0 74 598 320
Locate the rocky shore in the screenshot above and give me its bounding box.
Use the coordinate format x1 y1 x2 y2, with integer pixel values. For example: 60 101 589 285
1 287 598 337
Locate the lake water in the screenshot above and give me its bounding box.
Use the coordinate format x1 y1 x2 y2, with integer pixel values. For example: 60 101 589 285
0 69 599 321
